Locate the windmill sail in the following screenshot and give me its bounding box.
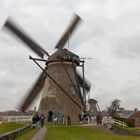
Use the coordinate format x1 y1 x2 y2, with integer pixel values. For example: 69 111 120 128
3 18 49 57
55 14 81 50
20 68 47 111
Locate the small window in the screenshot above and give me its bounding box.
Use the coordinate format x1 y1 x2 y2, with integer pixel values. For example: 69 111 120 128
52 88 57 96
70 87 75 98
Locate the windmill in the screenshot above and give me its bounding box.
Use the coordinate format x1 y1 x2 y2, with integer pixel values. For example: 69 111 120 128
88 99 100 116
3 14 91 121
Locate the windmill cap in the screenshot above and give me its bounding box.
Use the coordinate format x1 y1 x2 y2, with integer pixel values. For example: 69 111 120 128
46 49 80 65
88 99 97 104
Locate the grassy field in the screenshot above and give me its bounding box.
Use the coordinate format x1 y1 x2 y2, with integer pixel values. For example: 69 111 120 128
0 122 26 135
44 126 140 140
0 122 39 140
13 128 39 140
116 125 140 133
4 122 140 140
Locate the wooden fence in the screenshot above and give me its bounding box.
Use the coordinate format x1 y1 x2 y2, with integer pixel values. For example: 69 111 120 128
0 115 32 124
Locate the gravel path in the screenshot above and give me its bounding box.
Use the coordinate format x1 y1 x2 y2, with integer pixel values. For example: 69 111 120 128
81 123 113 133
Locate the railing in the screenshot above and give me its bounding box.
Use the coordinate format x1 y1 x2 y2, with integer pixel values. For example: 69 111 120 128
0 124 31 140
0 116 32 124
113 119 127 127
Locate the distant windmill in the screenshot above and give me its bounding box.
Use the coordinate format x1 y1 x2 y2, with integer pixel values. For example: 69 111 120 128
88 99 100 117
3 14 91 121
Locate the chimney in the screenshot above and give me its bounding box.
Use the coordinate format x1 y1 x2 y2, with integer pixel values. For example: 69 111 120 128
134 108 138 112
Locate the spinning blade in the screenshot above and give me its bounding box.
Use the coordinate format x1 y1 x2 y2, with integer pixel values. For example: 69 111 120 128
20 68 47 111
55 14 81 50
3 18 49 58
77 72 91 92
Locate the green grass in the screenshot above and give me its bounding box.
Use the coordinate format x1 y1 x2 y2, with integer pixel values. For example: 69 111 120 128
45 126 140 140
0 122 26 135
129 128 140 133
115 124 140 134
3 122 140 140
13 128 39 140
125 127 140 133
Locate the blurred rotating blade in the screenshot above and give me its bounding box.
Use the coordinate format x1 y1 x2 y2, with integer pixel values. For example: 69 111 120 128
3 18 49 58
20 68 47 112
77 72 91 92
55 14 81 50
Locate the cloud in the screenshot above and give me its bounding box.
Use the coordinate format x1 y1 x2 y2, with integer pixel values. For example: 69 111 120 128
0 0 140 111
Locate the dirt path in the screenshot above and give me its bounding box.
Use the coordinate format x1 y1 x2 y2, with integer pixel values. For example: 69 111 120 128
30 126 47 140
81 123 113 133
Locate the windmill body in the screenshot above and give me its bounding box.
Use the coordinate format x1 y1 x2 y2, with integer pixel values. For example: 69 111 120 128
39 49 82 121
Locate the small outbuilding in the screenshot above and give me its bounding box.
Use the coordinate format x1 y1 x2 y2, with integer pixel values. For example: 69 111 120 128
131 109 140 127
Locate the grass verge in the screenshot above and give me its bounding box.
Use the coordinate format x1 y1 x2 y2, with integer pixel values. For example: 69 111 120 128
0 122 26 135
13 128 39 140
114 124 140 134
45 126 140 140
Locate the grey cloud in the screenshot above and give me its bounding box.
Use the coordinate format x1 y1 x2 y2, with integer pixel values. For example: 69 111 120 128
1 0 140 111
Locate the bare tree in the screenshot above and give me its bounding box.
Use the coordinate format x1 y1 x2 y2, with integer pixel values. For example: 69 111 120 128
107 99 122 117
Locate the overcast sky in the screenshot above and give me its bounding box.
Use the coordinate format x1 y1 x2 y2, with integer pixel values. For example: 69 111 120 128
0 0 140 111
